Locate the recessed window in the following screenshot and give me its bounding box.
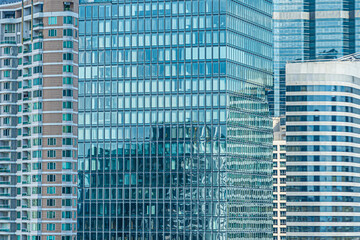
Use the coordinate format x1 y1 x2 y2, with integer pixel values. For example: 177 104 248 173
47 175 56 182
63 65 73 73
47 150 56 158
48 17 57 25
47 199 56 206
63 29 73 36
63 89 73 97
48 29 57 36
63 77 73 85
63 41 73 48
47 187 56 194
47 138 56 146
47 211 56 219
63 113 72 121
63 53 73 60
63 16 73 24
47 162 56 170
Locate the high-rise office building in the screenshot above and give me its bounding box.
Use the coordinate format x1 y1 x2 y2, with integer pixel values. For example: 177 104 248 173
271 0 359 117
0 0 78 239
286 56 360 239
272 117 286 240
77 1 273 239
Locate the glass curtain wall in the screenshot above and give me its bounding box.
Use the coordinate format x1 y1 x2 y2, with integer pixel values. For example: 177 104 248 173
271 0 359 117
77 1 273 239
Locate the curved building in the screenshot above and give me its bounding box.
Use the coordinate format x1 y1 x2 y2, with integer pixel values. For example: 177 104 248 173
286 55 360 239
271 0 360 117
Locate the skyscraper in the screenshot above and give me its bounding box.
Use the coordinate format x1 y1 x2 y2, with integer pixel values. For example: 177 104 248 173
271 0 359 117
0 0 78 239
272 117 286 240
77 0 273 239
286 56 360 239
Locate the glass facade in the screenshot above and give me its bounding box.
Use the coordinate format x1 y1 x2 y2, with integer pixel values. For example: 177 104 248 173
271 0 360 117
286 60 360 239
77 0 273 239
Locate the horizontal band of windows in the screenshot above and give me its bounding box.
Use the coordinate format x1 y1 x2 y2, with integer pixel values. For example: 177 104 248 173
288 186 360 193
287 155 360 163
287 125 360 134
288 176 360 183
287 85 360 94
288 226 360 233
288 216 360 223
287 95 360 104
288 145 360 153
288 196 360 203
287 135 360 144
287 115 360 124
288 165 360 173
287 236 358 239
287 105 360 114
288 205 360 213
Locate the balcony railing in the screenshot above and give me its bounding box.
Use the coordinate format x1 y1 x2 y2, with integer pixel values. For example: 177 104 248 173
0 41 16 45
33 23 43 28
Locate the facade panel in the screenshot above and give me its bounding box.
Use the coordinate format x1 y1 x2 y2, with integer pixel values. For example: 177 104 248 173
0 0 79 239
286 59 360 239
272 0 360 117
272 117 286 240
78 0 273 239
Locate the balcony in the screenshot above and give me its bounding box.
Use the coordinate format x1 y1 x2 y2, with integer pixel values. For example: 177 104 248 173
0 41 16 45
33 23 43 28
23 48 31 54
32 35 43 40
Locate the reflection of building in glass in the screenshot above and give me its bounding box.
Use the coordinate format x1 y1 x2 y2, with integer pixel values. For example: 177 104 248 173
77 0 273 239
286 56 360 239
0 0 78 239
271 0 359 117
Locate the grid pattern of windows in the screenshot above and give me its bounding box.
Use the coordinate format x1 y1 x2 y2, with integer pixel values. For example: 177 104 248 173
286 61 360 239
271 0 360 117
78 0 273 239
273 140 286 240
